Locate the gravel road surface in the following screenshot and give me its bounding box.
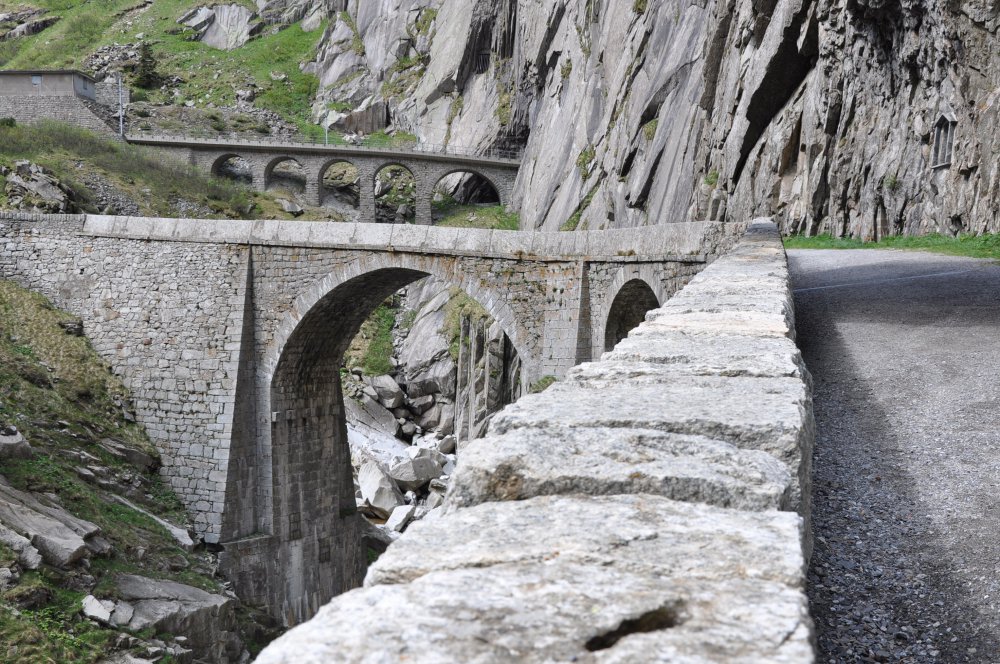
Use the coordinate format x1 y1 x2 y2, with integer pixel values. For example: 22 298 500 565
790 249 1000 664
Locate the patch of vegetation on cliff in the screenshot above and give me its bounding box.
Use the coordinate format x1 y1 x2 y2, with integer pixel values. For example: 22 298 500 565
561 184 599 231
345 297 399 377
443 289 490 361
0 281 224 663
783 233 1000 259
0 121 257 218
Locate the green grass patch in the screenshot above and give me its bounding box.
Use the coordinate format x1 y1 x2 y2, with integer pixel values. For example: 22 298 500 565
783 232 1000 259
529 375 557 393
433 200 519 230
442 289 490 361
344 298 398 377
642 118 658 141
576 145 596 177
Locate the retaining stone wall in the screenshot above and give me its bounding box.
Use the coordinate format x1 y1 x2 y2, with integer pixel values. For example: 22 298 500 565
0 96 118 136
255 220 815 663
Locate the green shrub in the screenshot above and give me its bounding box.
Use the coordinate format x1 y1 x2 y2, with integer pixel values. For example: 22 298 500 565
0 118 15 128
633 0 648 13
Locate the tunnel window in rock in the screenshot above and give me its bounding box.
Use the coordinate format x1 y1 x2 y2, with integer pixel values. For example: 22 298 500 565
320 160 360 214
374 164 415 224
932 114 956 169
212 154 252 186
266 157 307 196
604 279 660 352
262 269 522 621
432 171 505 227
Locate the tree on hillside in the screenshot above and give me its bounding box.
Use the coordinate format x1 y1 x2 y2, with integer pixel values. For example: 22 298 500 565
134 42 159 89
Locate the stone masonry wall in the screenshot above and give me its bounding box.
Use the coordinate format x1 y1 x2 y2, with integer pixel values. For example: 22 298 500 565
256 220 816 662
0 95 119 136
0 213 248 539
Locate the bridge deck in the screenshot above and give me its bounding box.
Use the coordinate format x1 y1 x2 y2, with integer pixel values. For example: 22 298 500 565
126 134 521 167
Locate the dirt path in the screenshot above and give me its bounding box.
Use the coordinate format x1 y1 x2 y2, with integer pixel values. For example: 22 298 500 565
789 249 1000 664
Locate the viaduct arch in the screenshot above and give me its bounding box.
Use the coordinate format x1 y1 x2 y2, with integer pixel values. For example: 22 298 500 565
129 135 519 225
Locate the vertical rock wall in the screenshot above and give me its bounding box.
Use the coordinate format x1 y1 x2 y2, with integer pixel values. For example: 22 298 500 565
309 0 1000 237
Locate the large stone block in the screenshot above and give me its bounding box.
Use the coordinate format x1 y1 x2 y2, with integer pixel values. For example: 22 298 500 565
448 426 793 512
257 496 811 664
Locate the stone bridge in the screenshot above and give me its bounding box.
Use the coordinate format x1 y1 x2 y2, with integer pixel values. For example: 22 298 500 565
0 212 736 625
127 135 521 224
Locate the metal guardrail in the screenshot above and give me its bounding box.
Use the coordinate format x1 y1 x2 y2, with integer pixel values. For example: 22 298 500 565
125 132 523 162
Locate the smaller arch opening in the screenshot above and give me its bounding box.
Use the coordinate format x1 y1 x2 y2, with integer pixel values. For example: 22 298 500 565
432 170 508 228
267 157 307 195
604 279 659 352
213 155 252 186
375 164 416 224
321 160 360 213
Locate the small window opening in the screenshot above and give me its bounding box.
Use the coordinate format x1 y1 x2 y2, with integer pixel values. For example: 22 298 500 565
31 75 41 86
932 114 956 169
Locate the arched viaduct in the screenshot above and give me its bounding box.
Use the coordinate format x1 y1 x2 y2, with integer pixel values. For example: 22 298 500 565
127 135 520 225
0 211 736 625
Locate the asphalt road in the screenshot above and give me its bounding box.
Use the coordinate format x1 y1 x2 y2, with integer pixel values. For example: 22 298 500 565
789 249 1000 664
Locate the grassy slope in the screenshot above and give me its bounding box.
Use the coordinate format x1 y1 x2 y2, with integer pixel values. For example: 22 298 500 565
783 233 1000 260
0 0 325 132
0 281 221 663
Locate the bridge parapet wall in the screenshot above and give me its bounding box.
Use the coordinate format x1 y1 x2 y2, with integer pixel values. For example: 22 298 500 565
256 220 816 662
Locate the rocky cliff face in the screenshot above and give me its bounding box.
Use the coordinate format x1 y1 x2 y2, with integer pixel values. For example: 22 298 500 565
311 0 1000 237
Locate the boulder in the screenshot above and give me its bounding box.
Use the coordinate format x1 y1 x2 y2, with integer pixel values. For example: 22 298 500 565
82 595 115 624
0 426 32 459
180 3 263 51
358 462 404 519
369 375 405 410
114 574 242 660
388 447 444 492
409 394 435 415
277 198 304 216
99 438 160 473
0 482 100 568
384 505 416 533
0 524 41 569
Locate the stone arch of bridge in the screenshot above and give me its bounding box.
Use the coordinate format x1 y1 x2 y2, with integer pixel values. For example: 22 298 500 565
317 158 361 209
264 156 307 192
243 253 531 624
599 267 664 354
432 168 503 203
210 153 251 182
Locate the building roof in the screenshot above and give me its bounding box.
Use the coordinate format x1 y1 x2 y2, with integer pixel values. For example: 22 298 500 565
0 69 97 83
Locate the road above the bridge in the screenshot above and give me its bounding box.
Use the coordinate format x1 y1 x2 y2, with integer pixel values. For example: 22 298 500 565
790 248 1000 663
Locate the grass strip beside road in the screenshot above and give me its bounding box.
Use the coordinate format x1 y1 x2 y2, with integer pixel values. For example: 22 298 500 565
784 233 1000 260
